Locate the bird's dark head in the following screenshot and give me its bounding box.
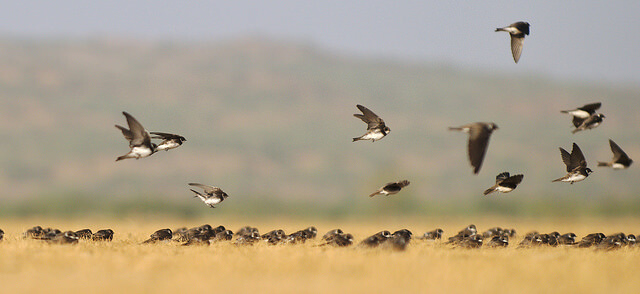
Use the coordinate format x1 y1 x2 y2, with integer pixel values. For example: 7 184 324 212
383 126 391 134
586 168 593 174
488 123 499 131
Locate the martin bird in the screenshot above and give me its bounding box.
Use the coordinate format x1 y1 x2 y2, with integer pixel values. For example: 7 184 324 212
369 180 410 197
495 21 530 63
115 111 157 161
150 132 186 151
561 102 601 127
572 113 605 134
598 139 633 169
92 229 114 241
553 143 592 184
352 104 390 142
449 122 498 174
142 229 173 244
188 183 229 208
483 172 524 195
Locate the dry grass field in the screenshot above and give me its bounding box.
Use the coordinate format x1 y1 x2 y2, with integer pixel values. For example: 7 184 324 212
1 216 639 294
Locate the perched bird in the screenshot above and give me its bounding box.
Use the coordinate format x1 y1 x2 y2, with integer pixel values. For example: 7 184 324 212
235 226 259 239
212 230 233 242
92 229 114 241
142 229 172 244
483 172 524 195
115 111 157 161
261 229 286 245
24 226 44 239
324 233 354 247
576 233 606 248
360 230 392 247
234 231 261 246
598 139 633 169
0 229 4 241
552 143 593 184
188 183 229 208
419 228 444 240
459 234 483 249
572 113 605 134
482 227 504 238
321 229 344 241
150 132 186 151
449 122 499 174
383 234 411 251
284 226 318 244
561 102 601 128
369 180 410 197
486 235 509 248
74 229 93 239
352 104 390 142
596 234 626 251
558 233 577 245
47 231 79 245
495 21 530 63
517 233 543 248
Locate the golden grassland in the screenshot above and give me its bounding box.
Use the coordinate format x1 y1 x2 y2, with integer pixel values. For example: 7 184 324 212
1 215 639 294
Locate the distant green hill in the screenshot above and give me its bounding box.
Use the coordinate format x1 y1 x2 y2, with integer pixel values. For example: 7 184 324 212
1 37 639 215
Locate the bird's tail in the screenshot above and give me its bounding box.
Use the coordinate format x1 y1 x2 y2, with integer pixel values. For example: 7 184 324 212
369 190 382 197
571 128 581 134
560 110 570 114
597 162 610 167
115 155 127 161
495 28 505 32
551 177 563 182
483 187 496 196
352 137 362 142
448 127 462 131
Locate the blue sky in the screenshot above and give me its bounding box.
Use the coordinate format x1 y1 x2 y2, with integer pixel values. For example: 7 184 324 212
0 1 638 84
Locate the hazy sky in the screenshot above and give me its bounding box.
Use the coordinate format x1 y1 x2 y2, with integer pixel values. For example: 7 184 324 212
0 1 638 85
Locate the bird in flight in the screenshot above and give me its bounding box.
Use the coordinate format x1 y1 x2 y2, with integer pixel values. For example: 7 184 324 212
188 183 229 208
449 122 499 174
552 143 592 184
495 21 530 63
352 104 390 142
115 111 157 161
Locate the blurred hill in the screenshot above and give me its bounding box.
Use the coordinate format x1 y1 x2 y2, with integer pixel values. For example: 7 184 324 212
1 37 639 216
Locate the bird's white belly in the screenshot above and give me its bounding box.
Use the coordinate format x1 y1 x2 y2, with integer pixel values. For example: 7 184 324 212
565 174 586 182
569 110 590 118
157 142 179 151
612 163 627 169
131 146 153 157
496 186 514 193
205 198 222 205
362 132 384 140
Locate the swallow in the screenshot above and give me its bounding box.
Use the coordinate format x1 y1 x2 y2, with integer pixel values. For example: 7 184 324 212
449 122 499 174
150 132 186 151
572 113 605 134
142 229 172 244
177 225 216 243
495 21 530 63
447 225 478 245
383 233 411 251
419 228 444 240
517 233 543 248
552 143 593 184
626 234 636 246
352 104 390 142
212 230 233 242
576 233 606 248
558 232 577 245
320 233 354 247
47 231 79 245
92 229 114 241
541 233 559 246
0 229 4 241
284 226 318 244
482 227 504 238
322 229 344 241
369 180 410 197
115 111 157 161
359 230 392 247
74 229 93 239
561 102 601 128
486 235 509 248
596 234 625 251
598 139 633 169
188 183 229 208
459 234 483 249
235 226 259 239
234 231 261 246
24 226 44 239
483 172 524 195
40 228 62 240
261 229 286 245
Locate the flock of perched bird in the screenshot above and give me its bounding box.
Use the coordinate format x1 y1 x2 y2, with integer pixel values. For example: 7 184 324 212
3 223 637 251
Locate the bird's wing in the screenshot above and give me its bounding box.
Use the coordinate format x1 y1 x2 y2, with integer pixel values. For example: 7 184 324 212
115 125 133 141
495 172 510 183
122 112 151 147
354 104 384 129
190 189 208 201
150 132 186 141
570 143 587 169
188 182 214 192
572 116 586 128
468 125 492 174
510 35 525 63
501 174 524 186
559 147 572 171
609 139 627 161
579 103 602 114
